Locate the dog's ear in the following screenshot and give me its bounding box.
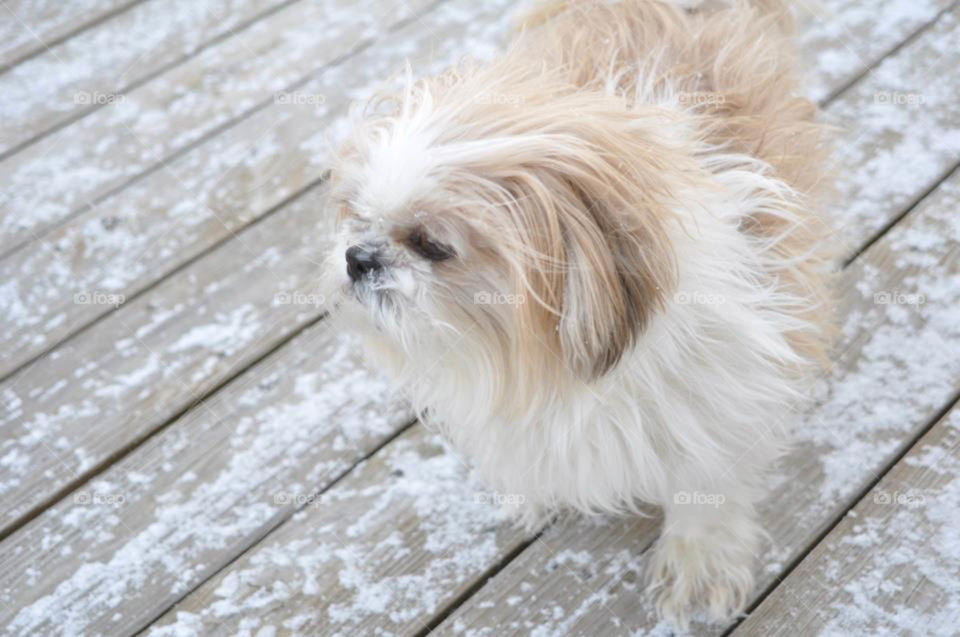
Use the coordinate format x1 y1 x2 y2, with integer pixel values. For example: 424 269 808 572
559 183 674 379
502 109 681 380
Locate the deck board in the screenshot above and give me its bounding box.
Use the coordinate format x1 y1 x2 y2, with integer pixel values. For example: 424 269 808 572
0 0 514 544
0 0 292 159
1 0 958 635
149 426 531 637
797 0 955 103
0 0 437 381
0 183 336 538
826 3 960 262
734 403 960 636
0 0 436 258
0 319 410 636
0 0 142 72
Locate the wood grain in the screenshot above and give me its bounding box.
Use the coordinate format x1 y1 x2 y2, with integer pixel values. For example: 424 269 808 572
0 316 412 636
0 0 516 541
734 404 960 636
0 0 142 72
0 0 502 381
147 425 532 637
0 0 435 258
0 0 290 158
826 3 960 261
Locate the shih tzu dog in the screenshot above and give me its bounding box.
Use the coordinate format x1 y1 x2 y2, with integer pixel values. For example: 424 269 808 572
321 0 831 627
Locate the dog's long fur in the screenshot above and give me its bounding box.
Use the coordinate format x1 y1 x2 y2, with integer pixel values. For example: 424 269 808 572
321 0 832 626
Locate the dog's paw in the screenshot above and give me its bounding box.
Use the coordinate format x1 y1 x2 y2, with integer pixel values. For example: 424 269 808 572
646 533 755 629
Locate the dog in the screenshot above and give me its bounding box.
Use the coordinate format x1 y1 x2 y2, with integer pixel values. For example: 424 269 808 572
320 0 832 626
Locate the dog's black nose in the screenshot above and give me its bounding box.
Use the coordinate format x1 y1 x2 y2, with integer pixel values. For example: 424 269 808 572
345 245 382 281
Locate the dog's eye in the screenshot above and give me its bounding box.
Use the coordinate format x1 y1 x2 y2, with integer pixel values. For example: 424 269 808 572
407 228 455 261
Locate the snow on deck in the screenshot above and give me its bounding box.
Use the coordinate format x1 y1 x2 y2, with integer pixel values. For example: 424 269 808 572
0 0 958 635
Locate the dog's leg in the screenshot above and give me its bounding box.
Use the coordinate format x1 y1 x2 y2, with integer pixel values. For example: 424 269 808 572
647 475 764 628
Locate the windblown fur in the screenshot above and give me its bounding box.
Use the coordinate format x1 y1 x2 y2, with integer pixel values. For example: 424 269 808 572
321 0 833 627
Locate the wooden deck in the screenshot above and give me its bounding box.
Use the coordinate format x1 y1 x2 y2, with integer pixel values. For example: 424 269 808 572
1 0 958 635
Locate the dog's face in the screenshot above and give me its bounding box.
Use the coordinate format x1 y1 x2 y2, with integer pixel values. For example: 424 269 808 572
323 67 687 402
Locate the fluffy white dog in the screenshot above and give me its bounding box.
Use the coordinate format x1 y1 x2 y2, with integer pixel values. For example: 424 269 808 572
321 0 832 626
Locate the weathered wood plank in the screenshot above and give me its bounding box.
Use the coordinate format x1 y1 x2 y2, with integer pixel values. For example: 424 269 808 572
0 0 440 380
0 0 142 72
0 318 412 636
796 0 955 103
0 0 435 258
0 0 291 159
147 426 530 637
734 404 960 636
0 184 333 536
826 3 960 261
144 168 960 635
431 169 960 636
0 0 506 541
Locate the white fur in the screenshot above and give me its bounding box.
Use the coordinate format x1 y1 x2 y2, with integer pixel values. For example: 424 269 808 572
320 1 825 626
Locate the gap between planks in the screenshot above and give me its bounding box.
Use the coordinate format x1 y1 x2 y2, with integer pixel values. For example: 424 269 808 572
0 176 330 546
0 0 451 383
0 0 516 540
0 0 304 164
721 387 960 637
129 417 421 637
817 0 960 107
0 0 145 73
0 0 451 263
842 160 960 269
